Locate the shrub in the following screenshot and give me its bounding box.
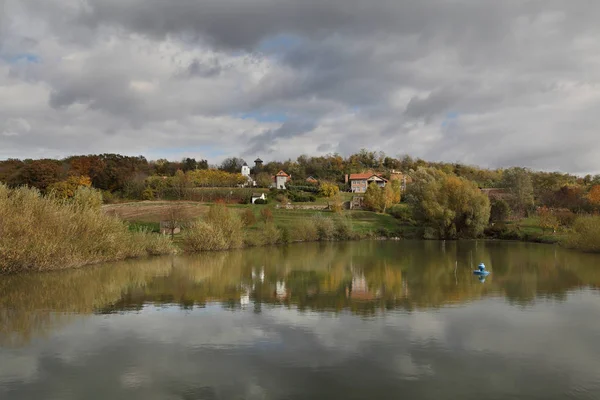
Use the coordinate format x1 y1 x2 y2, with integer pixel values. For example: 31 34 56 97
334 217 354 240
376 227 392 238
241 209 257 226
286 185 320 193
260 222 282 245
182 204 244 252
182 221 227 251
489 199 511 223
142 187 155 200
388 204 414 222
71 186 103 210
275 193 288 203
260 207 273 223
291 219 318 242
288 191 316 203
313 214 335 241
555 210 577 228
563 216 600 252
101 190 117 204
0 184 174 273
280 227 291 244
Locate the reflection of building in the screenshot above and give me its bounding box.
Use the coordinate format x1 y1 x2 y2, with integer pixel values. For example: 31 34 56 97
252 268 265 284
348 274 377 300
276 281 288 300
240 287 251 307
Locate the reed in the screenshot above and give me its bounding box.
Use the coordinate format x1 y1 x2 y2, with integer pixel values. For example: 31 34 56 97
0 185 174 273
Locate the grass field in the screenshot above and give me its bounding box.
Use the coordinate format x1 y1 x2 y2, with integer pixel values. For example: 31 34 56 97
103 200 410 238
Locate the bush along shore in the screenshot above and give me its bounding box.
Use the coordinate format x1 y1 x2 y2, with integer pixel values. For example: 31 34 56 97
181 204 365 253
0 187 392 274
4 181 600 274
0 184 174 274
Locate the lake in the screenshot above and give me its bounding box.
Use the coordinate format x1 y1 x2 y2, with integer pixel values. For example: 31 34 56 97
1 240 600 399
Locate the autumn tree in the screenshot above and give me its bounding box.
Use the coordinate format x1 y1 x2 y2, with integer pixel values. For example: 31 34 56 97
319 182 340 198
407 168 490 239
587 185 600 206
48 175 93 199
18 159 63 191
364 182 384 212
390 180 401 204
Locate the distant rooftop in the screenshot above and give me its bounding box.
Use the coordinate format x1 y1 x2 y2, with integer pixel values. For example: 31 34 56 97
254 158 263 163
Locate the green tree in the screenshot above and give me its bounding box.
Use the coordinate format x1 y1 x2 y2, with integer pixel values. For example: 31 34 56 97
407 168 490 239
256 172 273 188
364 182 384 212
502 167 534 215
219 157 246 174
489 198 511 223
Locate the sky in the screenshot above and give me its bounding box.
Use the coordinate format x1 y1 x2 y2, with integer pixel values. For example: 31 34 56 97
1 1 600 174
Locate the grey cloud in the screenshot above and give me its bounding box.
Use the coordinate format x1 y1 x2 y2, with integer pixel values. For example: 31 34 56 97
317 143 333 152
179 58 223 79
244 120 317 156
3 0 600 173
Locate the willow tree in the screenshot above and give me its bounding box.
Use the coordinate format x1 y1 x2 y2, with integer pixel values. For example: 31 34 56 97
407 168 490 239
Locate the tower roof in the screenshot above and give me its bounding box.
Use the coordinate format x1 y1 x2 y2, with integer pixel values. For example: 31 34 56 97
242 162 248 167
254 157 263 163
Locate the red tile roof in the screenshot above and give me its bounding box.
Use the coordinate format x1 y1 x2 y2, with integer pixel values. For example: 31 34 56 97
349 173 388 182
276 170 290 177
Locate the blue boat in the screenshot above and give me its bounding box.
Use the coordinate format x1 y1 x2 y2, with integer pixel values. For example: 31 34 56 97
473 263 490 276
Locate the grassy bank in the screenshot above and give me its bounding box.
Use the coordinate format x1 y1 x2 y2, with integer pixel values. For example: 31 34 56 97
178 204 406 253
0 185 174 273
562 215 600 252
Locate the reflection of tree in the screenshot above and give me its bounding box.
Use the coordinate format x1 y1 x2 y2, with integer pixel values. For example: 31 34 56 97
3 241 600 346
0 257 173 347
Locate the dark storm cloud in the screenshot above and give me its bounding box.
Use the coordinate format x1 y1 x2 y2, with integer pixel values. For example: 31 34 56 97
3 0 600 173
179 58 223 79
245 119 317 155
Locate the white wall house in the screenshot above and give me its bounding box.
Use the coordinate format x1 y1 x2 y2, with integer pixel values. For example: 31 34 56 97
272 170 291 190
347 173 388 193
251 193 266 204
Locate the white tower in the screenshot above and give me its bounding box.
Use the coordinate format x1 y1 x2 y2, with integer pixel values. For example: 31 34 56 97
241 163 251 177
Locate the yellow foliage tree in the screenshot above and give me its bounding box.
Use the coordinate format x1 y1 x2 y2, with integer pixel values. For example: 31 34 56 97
319 182 340 198
48 175 92 199
538 206 559 234
587 185 600 205
364 182 384 212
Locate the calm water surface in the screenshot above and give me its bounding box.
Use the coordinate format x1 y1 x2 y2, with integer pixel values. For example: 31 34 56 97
1 241 600 399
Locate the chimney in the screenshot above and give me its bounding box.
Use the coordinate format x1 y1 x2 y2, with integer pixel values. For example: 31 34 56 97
345 174 349 184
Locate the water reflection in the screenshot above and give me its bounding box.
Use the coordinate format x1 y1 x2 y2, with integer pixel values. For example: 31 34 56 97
1 241 600 347
1 241 600 399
